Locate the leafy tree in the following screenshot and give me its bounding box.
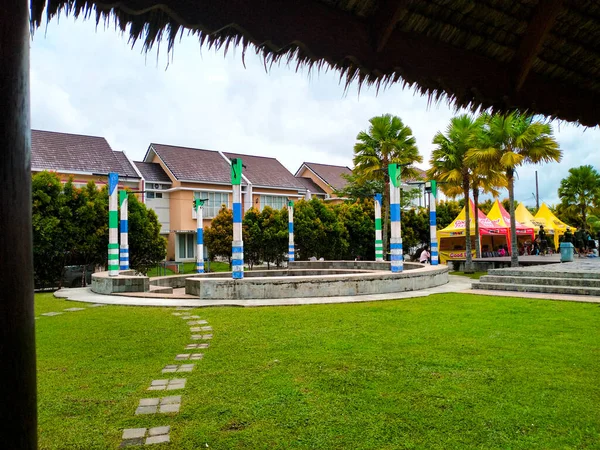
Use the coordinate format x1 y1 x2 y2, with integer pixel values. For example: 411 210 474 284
558 165 600 228
32 171 69 288
243 207 263 269
428 114 484 272
353 114 422 255
205 205 233 265
436 200 462 230
261 206 288 268
335 172 384 201
127 192 167 274
401 207 429 256
335 199 375 260
468 112 562 267
294 199 348 260
72 182 109 271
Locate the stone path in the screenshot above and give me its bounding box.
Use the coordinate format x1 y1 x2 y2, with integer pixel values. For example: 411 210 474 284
119 308 213 447
36 303 105 320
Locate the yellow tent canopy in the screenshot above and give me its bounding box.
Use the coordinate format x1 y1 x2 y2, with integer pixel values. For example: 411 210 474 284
533 203 574 249
487 200 535 249
515 203 544 231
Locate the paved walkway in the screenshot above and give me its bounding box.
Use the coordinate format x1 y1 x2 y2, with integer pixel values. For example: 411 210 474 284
55 276 474 307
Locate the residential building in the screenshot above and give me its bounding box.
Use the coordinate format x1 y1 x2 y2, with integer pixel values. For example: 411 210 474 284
137 144 308 261
31 129 141 189
294 162 352 203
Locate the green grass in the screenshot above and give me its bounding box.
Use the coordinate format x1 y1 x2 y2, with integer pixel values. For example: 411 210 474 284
450 271 488 280
146 261 231 277
36 293 600 449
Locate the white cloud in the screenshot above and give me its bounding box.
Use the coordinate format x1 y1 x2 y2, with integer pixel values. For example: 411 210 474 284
31 17 598 208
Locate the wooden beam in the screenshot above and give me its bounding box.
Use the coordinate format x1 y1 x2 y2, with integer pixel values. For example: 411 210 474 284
511 0 563 91
370 0 411 52
0 0 37 448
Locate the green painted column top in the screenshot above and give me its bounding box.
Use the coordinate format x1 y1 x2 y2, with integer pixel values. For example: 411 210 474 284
388 163 402 188
430 180 438 199
231 158 243 185
195 199 205 208
119 190 127 205
288 200 294 207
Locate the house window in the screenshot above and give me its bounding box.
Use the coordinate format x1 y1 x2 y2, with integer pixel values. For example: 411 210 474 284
195 191 230 218
260 195 287 211
177 233 195 260
155 192 163 199
146 191 155 199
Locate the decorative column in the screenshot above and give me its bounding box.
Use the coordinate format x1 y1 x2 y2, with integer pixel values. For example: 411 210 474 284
195 199 205 273
374 193 384 261
119 190 129 270
288 201 295 263
429 181 439 265
0 1 38 446
231 158 244 279
108 172 119 276
388 164 403 272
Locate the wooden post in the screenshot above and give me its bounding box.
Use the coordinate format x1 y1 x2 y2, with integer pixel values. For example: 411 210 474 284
0 0 38 448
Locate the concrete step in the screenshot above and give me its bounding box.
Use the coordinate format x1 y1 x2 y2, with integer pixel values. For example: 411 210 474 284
481 275 600 288
472 281 600 296
149 285 173 294
487 268 600 280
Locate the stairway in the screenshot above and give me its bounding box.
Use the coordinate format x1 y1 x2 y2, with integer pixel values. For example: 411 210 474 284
472 266 600 296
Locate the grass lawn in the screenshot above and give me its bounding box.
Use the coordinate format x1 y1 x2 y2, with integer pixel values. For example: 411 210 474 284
450 271 488 280
146 261 230 277
36 293 600 449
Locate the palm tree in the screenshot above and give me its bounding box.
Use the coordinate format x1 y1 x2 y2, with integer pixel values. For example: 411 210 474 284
427 114 485 272
467 112 562 267
558 165 600 229
353 114 422 255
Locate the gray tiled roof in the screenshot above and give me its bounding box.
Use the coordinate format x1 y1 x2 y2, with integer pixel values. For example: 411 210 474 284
31 130 139 178
149 144 232 184
299 162 352 191
133 162 172 183
149 144 303 189
223 152 304 189
294 177 326 195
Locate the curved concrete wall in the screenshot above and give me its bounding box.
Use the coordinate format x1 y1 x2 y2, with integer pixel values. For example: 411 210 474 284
185 265 448 300
92 270 149 294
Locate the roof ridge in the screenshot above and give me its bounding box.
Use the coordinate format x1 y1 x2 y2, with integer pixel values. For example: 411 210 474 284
32 129 107 140
304 161 352 169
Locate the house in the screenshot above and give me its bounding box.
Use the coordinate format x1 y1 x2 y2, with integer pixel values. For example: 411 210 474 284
294 162 352 203
31 129 141 190
137 144 308 261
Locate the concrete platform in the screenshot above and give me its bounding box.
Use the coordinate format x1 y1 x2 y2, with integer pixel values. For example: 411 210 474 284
472 257 600 296
450 255 560 272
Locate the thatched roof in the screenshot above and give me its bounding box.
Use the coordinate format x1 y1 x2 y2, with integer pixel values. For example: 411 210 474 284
30 0 600 126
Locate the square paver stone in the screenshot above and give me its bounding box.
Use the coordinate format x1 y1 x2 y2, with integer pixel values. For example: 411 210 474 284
178 364 195 372
159 404 180 413
64 307 85 312
190 335 202 340
190 353 203 360
190 327 201 332
146 435 170 445
198 343 209 348
151 380 169 386
119 437 144 447
167 383 185 391
201 326 213 331
162 365 178 373
139 398 160 406
148 426 170 436
122 428 147 439
172 313 182 316
135 406 157 415
181 316 192 320
175 354 190 360
41 312 63 316
203 334 213 339
88 303 106 307
161 395 181 404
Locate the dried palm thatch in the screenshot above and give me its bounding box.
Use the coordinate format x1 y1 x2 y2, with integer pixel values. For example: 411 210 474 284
29 0 600 126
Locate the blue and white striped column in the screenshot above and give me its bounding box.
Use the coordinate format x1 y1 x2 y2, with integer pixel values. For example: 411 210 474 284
195 199 205 273
429 181 439 265
108 172 119 276
288 201 295 262
231 158 244 279
374 194 384 261
388 164 403 272
119 190 129 270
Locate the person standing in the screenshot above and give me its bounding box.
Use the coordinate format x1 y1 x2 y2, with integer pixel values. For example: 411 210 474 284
574 227 584 257
538 225 548 256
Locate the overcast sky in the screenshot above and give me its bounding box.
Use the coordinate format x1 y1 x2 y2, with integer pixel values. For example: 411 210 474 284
31 17 598 206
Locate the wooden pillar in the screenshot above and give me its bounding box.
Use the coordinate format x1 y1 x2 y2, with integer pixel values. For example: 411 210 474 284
0 0 38 449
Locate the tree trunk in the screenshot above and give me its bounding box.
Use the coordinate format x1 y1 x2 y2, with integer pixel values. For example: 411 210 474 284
507 169 519 267
473 187 481 258
463 176 474 273
0 0 38 447
382 180 390 260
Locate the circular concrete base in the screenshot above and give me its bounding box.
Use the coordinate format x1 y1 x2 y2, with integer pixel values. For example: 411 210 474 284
184 262 448 300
